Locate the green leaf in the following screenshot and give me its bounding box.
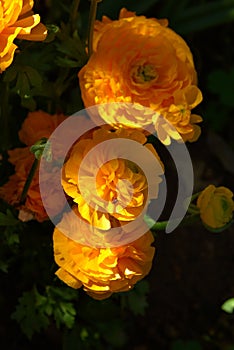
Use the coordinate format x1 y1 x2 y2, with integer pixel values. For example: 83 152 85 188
56 28 87 68
11 288 50 339
54 301 76 329
24 66 43 89
221 298 234 313
45 286 77 329
11 286 78 339
0 209 18 226
44 24 60 43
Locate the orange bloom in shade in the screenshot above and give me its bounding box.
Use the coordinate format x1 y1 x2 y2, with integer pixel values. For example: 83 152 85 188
0 147 65 222
0 111 67 221
62 126 164 230
197 185 234 230
19 110 67 146
0 0 47 73
78 9 202 143
53 209 155 300
0 147 48 221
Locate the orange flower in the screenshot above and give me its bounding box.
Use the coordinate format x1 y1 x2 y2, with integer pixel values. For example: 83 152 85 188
0 0 47 73
62 126 164 230
53 209 155 300
197 185 234 230
19 110 67 146
154 85 203 144
78 9 202 143
0 111 67 221
0 147 48 221
0 147 65 222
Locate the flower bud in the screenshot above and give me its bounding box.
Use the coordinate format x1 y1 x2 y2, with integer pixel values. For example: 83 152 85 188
197 185 234 230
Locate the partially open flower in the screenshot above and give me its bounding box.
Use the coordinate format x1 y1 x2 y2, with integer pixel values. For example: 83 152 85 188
0 0 47 72
79 9 202 143
197 185 234 230
53 208 155 300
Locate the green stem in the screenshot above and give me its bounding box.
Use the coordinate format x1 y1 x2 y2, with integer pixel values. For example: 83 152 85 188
151 213 200 231
190 192 201 202
70 0 81 33
20 158 39 204
187 203 200 215
88 0 101 57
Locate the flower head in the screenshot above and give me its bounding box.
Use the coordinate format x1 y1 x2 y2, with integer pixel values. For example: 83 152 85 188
19 110 67 146
0 110 67 221
62 126 164 230
197 185 234 230
0 0 47 73
78 9 202 143
53 209 155 300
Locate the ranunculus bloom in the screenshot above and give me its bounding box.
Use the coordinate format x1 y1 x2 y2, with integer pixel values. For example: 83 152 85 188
0 147 65 222
0 147 48 221
62 126 164 230
78 9 202 143
197 185 234 229
19 110 67 146
53 209 155 300
0 111 67 221
0 0 47 73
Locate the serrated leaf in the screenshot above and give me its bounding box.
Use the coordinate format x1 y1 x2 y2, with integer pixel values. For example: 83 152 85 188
221 298 234 313
54 301 76 329
56 57 82 68
47 285 78 301
11 289 50 339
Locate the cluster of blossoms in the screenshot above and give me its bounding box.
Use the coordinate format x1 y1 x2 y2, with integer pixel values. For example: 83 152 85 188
0 4 233 300
52 8 205 298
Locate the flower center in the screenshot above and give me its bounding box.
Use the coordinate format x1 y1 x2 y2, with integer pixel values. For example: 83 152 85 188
131 64 158 84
